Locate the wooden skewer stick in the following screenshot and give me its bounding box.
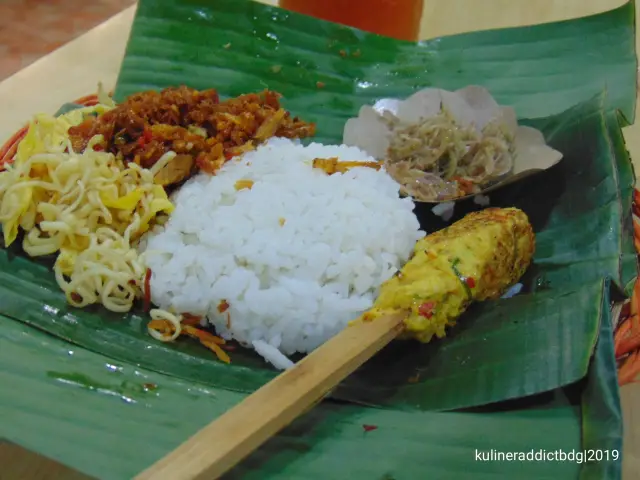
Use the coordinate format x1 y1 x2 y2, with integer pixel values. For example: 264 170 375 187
134 312 407 480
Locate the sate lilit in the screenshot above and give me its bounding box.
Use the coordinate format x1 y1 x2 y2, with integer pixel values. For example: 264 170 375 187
361 207 534 342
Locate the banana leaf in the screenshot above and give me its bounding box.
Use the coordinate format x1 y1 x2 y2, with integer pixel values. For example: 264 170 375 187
0 90 632 410
117 0 637 136
0 278 623 479
0 0 636 411
0 1 634 478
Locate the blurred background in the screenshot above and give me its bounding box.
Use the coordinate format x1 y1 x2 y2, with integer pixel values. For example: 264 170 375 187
0 0 134 81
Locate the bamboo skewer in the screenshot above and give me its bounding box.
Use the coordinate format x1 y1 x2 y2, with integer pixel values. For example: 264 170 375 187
134 312 406 480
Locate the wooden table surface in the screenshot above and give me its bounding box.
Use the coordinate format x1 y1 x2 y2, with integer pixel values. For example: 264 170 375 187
0 0 637 478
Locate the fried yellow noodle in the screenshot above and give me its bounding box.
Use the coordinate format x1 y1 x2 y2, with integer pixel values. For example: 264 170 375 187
147 308 182 342
0 132 173 312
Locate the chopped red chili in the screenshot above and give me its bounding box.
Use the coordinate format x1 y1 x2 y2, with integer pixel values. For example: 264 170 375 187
466 277 476 288
70 292 82 303
137 127 153 147
362 312 374 323
418 301 436 318
363 424 378 432
143 127 153 143
143 268 152 311
217 299 230 313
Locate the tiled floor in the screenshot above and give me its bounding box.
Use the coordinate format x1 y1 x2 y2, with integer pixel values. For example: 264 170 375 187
0 0 134 81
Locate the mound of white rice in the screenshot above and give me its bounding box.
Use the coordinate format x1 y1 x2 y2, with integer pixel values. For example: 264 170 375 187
141 138 424 369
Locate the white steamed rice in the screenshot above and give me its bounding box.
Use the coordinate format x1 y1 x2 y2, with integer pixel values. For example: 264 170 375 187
141 138 424 368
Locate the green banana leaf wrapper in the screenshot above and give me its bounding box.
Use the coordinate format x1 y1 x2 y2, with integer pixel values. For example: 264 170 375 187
0 0 637 478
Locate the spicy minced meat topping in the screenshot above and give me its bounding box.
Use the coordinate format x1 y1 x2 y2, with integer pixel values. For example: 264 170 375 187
68 86 315 176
